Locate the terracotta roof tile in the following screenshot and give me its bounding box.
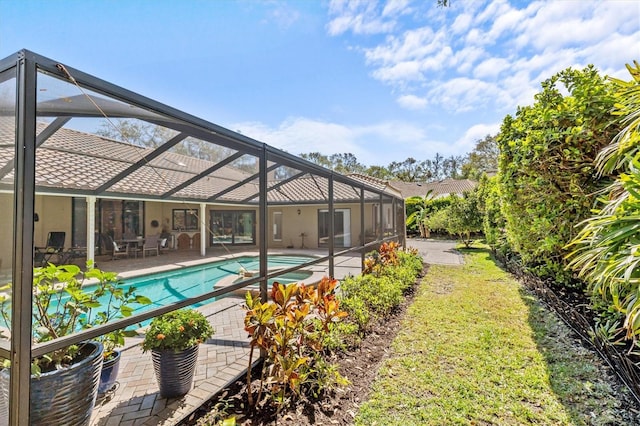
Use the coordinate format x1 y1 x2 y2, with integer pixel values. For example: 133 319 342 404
390 178 477 199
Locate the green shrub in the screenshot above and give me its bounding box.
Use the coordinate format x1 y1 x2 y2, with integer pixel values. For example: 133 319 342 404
476 174 506 251
566 61 640 346
497 65 619 286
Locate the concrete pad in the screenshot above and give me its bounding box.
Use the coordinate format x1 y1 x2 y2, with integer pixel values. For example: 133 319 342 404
405 238 464 265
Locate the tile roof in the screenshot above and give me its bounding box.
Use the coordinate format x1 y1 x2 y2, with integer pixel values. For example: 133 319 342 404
0 118 399 204
390 178 478 199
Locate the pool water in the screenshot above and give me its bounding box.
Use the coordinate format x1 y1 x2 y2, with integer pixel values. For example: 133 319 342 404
2 255 316 329
123 255 315 312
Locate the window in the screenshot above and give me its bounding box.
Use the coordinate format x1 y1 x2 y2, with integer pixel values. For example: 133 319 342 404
211 210 256 245
172 209 199 231
273 211 282 241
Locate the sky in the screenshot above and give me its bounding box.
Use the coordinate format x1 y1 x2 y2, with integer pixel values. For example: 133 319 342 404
0 0 638 167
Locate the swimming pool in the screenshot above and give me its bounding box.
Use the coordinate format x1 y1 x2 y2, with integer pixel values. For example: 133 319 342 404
112 254 317 313
0 255 318 329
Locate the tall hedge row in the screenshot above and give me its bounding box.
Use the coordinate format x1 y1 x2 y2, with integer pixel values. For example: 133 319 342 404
494 66 621 286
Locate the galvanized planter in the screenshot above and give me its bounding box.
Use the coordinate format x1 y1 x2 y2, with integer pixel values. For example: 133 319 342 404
0 341 103 426
151 345 199 398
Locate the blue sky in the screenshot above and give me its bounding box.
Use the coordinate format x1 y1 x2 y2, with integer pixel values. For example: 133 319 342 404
1 0 638 166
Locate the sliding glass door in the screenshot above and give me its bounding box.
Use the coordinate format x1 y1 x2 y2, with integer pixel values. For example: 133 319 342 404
318 209 351 248
210 210 256 245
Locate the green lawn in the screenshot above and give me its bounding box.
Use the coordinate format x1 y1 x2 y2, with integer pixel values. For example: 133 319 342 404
356 247 628 425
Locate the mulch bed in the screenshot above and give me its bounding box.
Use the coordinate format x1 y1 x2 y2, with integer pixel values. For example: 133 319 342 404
180 266 426 426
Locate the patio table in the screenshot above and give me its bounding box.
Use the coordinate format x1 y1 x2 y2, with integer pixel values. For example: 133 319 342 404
119 238 144 258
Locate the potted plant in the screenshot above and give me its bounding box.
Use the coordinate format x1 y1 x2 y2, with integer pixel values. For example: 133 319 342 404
87 267 152 397
142 308 214 398
0 263 150 425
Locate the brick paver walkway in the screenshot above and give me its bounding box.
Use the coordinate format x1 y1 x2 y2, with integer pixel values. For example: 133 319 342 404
90 296 250 425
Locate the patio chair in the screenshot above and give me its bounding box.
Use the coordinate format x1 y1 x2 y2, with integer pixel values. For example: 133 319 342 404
112 241 129 260
34 231 66 266
142 234 160 258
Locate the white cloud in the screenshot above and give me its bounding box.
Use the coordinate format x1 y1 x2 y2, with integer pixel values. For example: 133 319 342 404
473 57 510 79
451 13 472 35
231 116 438 165
372 60 424 83
318 0 639 159
262 3 301 29
397 94 427 110
382 0 412 17
456 122 501 153
364 27 439 64
427 77 507 113
326 0 398 35
340 0 638 117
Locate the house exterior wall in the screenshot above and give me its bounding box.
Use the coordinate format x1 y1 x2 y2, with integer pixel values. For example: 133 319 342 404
13 194 385 263
268 203 374 249
34 195 72 247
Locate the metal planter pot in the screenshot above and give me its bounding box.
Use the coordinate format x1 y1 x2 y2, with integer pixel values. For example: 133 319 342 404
0 341 103 426
151 345 199 399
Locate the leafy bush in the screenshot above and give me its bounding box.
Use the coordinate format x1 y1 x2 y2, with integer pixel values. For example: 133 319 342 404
406 196 453 236
424 192 482 247
363 241 399 275
476 174 507 252
243 278 348 408
142 308 214 352
338 245 423 338
566 61 640 346
0 263 151 375
426 208 450 234
445 191 483 247
497 65 619 286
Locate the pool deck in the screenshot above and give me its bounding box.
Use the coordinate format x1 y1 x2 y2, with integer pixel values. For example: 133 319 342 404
89 248 363 425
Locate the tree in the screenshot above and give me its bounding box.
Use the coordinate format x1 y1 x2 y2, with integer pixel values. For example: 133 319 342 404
97 118 233 162
299 152 332 168
461 135 499 179
405 190 434 237
443 155 465 179
445 191 483 248
366 165 394 180
427 153 444 181
328 153 366 174
388 157 430 182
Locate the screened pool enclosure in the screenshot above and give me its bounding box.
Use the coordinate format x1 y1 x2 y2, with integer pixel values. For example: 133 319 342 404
0 49 405 424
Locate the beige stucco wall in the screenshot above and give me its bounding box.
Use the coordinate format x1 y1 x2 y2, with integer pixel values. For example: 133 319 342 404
34 195 72 247
268 203 375 249
0 193 388 269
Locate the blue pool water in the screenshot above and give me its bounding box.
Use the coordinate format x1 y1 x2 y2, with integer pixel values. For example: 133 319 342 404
9 255 316 329
123 255 315 311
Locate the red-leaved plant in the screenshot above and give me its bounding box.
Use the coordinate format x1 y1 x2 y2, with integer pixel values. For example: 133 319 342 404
363 241 400 275
244 277 348 410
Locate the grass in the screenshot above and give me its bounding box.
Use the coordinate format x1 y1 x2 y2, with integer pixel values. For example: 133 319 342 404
355 246 629 425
